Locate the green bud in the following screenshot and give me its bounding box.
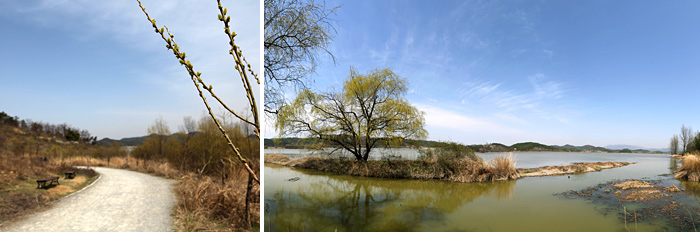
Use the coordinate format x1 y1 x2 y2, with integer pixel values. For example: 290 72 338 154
197 77 202 82
218 14 222 21
209 85 212 90
226 16 230 23
160 27 164 33
196 72 201 76
182 52 186 58
223 8 227 15
151 19 156 26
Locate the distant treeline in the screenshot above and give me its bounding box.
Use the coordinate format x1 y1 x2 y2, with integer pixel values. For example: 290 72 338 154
0 111 96 143
264 137 664 154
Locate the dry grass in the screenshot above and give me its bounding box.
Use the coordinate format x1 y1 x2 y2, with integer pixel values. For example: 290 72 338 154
676 154 700 181
265 154 519 183
0 153 98 223
613 180 654 190
264 153 291 164
174 173 259 231
1 153 258 230
489 154 518 180
518 161 634 177
107 157 259 231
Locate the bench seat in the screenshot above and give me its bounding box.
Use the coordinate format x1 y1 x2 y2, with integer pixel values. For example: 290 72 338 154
37 176 59 189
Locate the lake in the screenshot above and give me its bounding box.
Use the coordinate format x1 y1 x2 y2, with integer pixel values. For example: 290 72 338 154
264 151 694 231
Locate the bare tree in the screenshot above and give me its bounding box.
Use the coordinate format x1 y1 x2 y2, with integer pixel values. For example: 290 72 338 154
148 117 171 159
179 116 197 135
670 134 679 155
681 124 692 154
264 0 339 115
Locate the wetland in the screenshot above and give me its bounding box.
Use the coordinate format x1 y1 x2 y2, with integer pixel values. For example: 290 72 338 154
264 151 699 231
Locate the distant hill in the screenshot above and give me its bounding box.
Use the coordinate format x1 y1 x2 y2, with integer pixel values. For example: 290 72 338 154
97 135 149 146
605 144 670 153
99 132 256 147
265 138 667 154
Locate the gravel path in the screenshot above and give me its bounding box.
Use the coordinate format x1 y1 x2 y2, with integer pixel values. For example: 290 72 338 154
1 167 176 232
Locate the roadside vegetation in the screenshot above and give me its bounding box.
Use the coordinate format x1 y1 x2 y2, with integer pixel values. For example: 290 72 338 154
0 115 99 225
134 0 263 230
0 111 258 231
129 116 260 231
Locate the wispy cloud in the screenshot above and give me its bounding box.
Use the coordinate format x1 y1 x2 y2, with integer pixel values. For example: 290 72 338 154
415 103 524 141
453 73 572 124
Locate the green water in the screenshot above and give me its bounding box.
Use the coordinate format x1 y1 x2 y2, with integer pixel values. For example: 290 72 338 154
264 152 691 231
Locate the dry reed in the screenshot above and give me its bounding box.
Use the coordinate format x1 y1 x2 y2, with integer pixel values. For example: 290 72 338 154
675 154 700 181
265 154 519 183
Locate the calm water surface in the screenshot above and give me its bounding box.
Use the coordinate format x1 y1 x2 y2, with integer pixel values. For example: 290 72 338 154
265 151 694 231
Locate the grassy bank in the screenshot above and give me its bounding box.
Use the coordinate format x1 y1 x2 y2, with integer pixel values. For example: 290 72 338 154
265 153 519 182
0 154 98 225
675 153 700 181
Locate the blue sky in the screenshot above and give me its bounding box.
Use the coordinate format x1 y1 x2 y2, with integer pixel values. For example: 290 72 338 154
264 0 700 149
0 0 260 140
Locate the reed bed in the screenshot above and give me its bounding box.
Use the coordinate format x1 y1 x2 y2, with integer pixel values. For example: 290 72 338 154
676 153 700 181
265 153 519 182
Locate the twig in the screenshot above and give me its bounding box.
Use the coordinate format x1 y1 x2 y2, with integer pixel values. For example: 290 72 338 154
136 0 259 183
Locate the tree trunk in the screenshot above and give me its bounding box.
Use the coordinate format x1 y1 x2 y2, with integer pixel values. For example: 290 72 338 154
245 171 253 229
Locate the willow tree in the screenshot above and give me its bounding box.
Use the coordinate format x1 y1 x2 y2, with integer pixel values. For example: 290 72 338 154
277 68 427 161
264 0 339 115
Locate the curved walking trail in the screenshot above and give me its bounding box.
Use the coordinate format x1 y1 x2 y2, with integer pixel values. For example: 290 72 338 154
1 167 176 232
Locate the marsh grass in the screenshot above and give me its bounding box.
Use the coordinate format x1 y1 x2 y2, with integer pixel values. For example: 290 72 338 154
675 153 700 181
265 153 519 182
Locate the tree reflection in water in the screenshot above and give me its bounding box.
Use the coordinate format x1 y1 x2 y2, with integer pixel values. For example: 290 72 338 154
266 167 516 231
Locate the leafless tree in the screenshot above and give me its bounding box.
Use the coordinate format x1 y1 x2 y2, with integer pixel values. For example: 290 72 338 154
670 134 679 155
681 124 692 153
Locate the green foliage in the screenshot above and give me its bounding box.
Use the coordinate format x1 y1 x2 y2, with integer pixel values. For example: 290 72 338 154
65 130 80 142
0 112 19 127
276 67 427 161
511 142 554 151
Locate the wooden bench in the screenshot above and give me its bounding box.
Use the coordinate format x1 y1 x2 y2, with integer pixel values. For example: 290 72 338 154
65 171 76 179
37 176 59 189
